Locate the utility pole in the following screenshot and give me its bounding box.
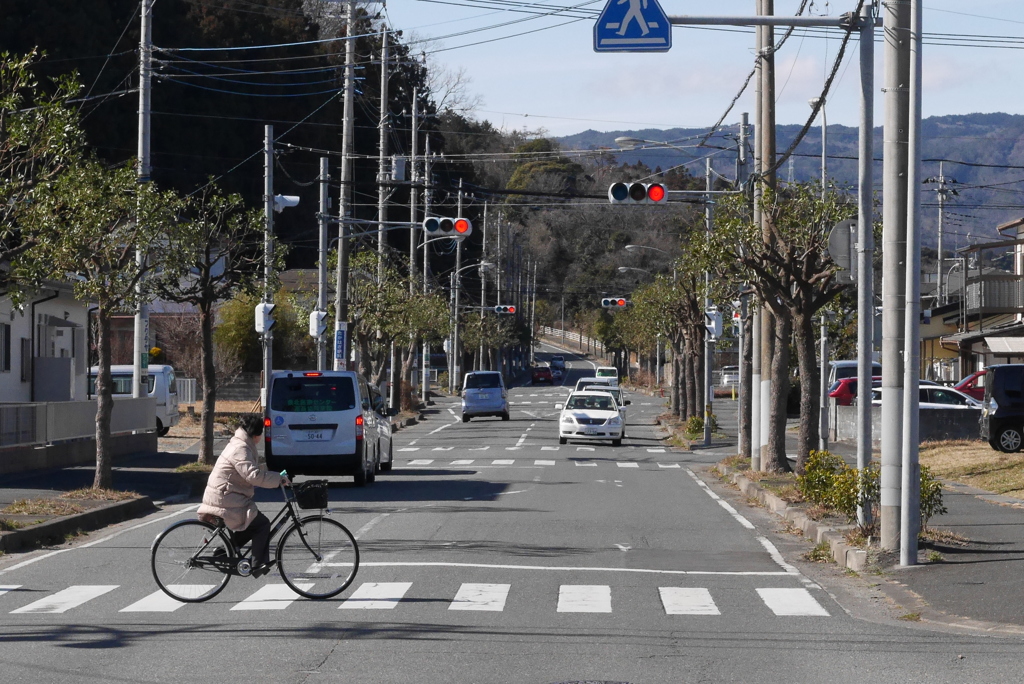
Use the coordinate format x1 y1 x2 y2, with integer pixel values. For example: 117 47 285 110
333 0 355 371
704 158 714 448
759 0 777 470
530 261 537 365
317 157 330 370
934 162 950 305
421 137 432 400
377 27 389 280
881 0 912 551
901 0 924 566
856 0 876 529
410 87 419 296
133 0 153 400
262 125 274 409
480 202 488 371
452 180 464 393
751 12 763 468
738 112 752 460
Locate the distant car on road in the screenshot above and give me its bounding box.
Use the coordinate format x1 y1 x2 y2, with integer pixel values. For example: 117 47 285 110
532 366 553 384
550 355 566 370
557 391 623 446
461 371 509 422
595 366 619 386
575 376 615 393
721 365 739 386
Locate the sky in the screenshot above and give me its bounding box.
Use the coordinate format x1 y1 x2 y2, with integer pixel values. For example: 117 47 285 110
382 1 1024 139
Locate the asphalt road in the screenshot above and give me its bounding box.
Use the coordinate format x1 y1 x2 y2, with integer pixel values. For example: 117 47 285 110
3 343 1024 683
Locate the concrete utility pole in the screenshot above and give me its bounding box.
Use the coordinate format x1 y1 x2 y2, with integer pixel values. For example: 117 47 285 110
317 157 330 370
133 0 153 399
334 0 355 370
262 125 275 408
751 14 763 469
901 0 924 566
410 87 419 296
421 138 432 399
704 158 714 448
881 0 912 551
935 162 950 305
480 202 488 370
856 0 876 528
759 0 777 470
377 28 389 281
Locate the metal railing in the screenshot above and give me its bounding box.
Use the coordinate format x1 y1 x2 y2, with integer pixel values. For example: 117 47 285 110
0 397 155 448
541 326 605 353
177 378 197 404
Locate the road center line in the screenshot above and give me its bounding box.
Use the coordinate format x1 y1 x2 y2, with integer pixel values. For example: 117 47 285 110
516 433 528 446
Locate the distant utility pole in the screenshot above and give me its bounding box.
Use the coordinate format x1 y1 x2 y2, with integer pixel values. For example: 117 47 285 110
317 157 330 370
334 0 355 370
410 87 419 296
262 125 275 408
377 27 389 280
929 162 956 305
133 0 154 400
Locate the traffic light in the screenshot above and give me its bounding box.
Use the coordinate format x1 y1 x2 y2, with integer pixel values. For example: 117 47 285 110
601 297 628 308
423 216 473 239
308 310 328 337
493 305 516 314
608 182 668 205
255 302 276 334
705 307 723 339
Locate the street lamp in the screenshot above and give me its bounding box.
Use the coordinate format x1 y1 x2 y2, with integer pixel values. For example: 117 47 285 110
625 244 669 255
618 266 651 274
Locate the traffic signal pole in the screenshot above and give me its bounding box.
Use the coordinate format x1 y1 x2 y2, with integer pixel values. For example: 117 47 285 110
334 0 355 371
263 125 274 409
133 0 153 400
318 157 330 370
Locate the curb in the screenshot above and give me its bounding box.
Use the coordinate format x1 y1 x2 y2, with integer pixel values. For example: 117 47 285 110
390 412 425 433
0 496 157 552
718 464 868 572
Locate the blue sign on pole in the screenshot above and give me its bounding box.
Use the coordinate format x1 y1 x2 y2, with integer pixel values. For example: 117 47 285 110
334 323 348 370
594 0 672 53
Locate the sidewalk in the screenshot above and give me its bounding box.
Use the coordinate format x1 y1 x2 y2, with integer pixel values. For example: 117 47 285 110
712 398 1024 631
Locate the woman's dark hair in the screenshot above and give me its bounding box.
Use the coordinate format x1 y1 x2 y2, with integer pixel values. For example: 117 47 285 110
237 413 264 437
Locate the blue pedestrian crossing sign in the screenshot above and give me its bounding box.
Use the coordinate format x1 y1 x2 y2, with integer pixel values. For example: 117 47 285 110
594 0 672 53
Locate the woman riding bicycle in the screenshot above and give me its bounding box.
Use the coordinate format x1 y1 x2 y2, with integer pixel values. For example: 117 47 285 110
197 414 289 577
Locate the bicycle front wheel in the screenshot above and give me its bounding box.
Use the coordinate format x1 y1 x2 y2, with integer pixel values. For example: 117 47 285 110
277 516 359 599
151 520 234 602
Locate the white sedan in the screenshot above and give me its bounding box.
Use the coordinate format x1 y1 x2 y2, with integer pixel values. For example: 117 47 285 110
557 391 623 446
870 386 981 409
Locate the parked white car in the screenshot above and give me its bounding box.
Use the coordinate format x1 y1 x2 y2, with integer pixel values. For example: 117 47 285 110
575 376 614 392
90 364 179 436
870 386 981 409
557 391 623 446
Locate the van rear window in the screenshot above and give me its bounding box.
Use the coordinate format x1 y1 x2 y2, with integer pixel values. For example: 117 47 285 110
465 374 501 389
271 377 356 412
596 369 616 377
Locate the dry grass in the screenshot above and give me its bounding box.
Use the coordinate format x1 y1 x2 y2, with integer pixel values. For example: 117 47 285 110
920 439 1024 498
60 488 139 501
719 454 750 472
804 541 833 563
920 527 969 547
2 499 84 517
174 462 213 474
0 519 27 531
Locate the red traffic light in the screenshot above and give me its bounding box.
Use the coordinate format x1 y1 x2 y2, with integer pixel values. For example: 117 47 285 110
617 299 626 307
647 183 666 203
493 305 516 314
454 218 471 234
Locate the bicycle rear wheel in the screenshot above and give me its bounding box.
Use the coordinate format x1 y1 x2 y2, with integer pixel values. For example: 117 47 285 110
277 516 359 599
151 520 234 602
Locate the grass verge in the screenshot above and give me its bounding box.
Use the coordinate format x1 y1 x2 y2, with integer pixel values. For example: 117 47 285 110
920 439 1024 498
60 488 139 501
174 461 213 475
0 519 27 531
2 499 84 516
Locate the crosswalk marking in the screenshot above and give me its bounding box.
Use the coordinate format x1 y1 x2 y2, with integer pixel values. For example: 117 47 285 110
449 583 510 611
558 585 611 613
647 448 666 453
408 459 434 466
541 446 559 451
577 447 594 451
468 446 490 451
659 587 720 615
121 587 214 612
341 582 412 609
0 586 21 597
11 585 118 614
450 459 474 466
398 447 419 452
492 459 515 465
232 583 311 611
658 463 681 469
617 462 639 468
574 461 596 467
535 459 556 466
505 447 522 451
432 446 454 451
757 588 829 616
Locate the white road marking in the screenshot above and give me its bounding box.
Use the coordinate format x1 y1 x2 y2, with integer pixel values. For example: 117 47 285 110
647 448 666 453
467 446 490 451
558 585 611 613
616 462 639 468
576 446 594 452
450 459 475 466
408 459 434 466
757 588 830 616
658 463 681 469
492 459 515 465
12 585 118 614
574 461 596 467
427 423 453 435
432 446 454 451
449 583 511 612
535 460 556 466
659 587 720 615
121 587 214 612
340 582 412 609
352 512 391 540
398 447 419 452
615 544 631 552
541 446 559 451
232 583 311 611
505 447 522 451
0 586 21 597
348 561 791 576
756 536 801 575
686 468 756 530
516 433 528 446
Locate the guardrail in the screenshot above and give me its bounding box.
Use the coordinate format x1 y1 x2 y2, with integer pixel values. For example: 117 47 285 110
541 326 605 353
0 397 156 449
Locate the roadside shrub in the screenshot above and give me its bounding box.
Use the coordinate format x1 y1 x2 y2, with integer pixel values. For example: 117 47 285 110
829 463 880 525
796 450 847 506
920 465 947 529
684 413 718 436
437 371 449 393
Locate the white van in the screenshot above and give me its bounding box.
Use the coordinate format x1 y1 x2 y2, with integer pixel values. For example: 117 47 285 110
595 366 619 386
89 364 180 436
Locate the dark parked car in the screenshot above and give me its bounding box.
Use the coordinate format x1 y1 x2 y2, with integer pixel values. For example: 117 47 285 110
532 366 553 384
981 365 1024 452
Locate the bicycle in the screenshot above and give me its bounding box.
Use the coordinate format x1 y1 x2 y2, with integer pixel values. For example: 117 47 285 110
150 474 359 602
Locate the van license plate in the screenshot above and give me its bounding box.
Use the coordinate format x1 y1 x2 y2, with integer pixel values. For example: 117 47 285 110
301 431 326 441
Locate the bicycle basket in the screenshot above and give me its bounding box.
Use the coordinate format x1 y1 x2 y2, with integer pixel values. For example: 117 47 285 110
293 480 329 509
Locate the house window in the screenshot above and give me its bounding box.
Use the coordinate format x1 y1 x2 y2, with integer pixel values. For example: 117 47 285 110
20 338 31 382
0 323 9 371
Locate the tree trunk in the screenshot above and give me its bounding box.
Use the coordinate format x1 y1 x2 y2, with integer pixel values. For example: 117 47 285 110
764 310 793 473
685 337 698 420
793 308 819 473
739 303 753 459
199 302 217 465
400 342 416 410
93 304 114 489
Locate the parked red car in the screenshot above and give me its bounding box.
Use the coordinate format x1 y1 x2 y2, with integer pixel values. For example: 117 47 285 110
532 366 553 384
954 369 987 401
828 376 882 406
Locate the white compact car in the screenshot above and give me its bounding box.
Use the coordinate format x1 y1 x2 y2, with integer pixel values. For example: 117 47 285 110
595 366 619 386
557 391 623 446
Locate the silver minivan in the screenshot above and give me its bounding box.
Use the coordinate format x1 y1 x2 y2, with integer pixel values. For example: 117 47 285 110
264 370 385 486
461 371 509 422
